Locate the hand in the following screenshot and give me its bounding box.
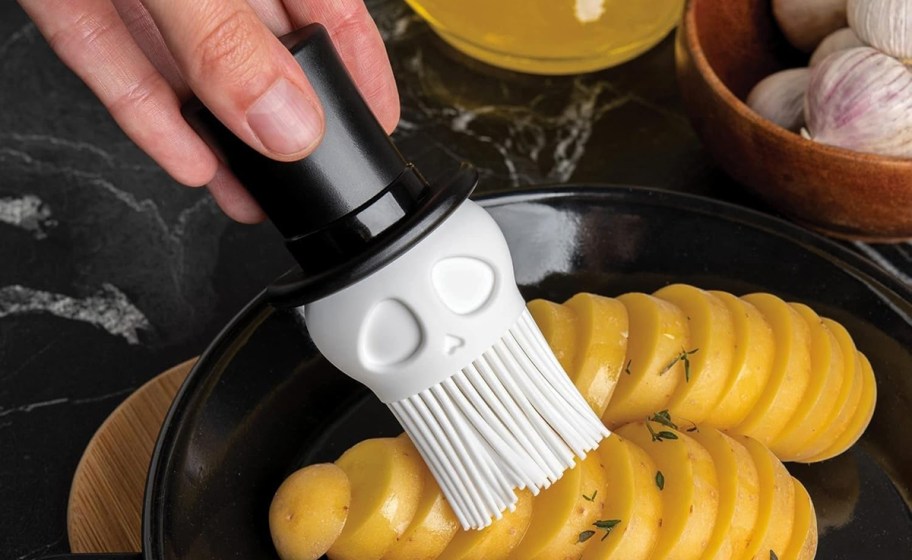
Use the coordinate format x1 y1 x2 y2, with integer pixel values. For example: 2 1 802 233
18 0 400 223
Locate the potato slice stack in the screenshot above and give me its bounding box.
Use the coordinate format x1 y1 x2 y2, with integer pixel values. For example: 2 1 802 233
270 423 817 560
269 285 876 560
528 285 877 463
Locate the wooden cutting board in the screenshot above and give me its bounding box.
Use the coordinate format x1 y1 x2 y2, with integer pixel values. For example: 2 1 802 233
67 358 196 553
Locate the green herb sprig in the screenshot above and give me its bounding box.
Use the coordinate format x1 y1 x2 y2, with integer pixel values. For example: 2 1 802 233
645 420 678 442
659 348 699 382
578 519 623 543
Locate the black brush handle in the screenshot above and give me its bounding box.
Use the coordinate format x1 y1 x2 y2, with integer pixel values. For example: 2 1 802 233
185 23 476 305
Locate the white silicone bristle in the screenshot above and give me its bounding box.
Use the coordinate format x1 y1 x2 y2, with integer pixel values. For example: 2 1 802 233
389 309 609 530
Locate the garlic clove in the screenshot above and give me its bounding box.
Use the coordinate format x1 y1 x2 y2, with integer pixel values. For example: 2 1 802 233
848 0 912 62
773 0 848 53
810 28 864 66
747 68 812 132
805 47 912 158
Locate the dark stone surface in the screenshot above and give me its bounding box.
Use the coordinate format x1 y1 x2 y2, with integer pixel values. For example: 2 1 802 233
0 1 909 558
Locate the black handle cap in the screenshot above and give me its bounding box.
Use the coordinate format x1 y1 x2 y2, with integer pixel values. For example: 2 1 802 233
184 23 477 305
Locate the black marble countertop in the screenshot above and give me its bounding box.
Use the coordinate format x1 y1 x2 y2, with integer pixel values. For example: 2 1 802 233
2 1 910 558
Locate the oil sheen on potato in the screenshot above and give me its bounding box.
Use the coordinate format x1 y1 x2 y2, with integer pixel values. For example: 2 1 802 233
405 0 685 74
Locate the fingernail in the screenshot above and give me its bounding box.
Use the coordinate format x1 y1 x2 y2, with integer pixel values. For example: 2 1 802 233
246 78 322 155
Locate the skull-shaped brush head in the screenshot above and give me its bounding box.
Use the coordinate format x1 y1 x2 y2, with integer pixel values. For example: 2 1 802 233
185 23 608 529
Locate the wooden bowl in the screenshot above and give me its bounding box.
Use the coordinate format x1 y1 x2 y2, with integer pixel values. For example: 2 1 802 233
676 0 912 242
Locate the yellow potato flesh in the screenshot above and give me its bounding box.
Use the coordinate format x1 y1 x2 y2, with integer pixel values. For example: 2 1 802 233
580 434 661 560
796 318 864 460
328 438 423 560
735 435 796 560
653 284 734 423
510 449 606 560
382 436 459 560
771 303 845 460
806 352 877 462
563 293 629 417
688 427 759 560
602 293 687 427
527 299 578 373
269 464 351 560
782 478 818 560
706 292 775 429
736 294 812 446
437 490 533 560
615 423 719 560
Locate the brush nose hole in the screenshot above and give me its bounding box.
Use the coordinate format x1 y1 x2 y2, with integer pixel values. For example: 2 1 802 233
432 257 496 315
358 299 423 368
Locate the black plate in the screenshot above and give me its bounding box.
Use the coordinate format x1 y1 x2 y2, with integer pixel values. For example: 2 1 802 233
144 187 912 560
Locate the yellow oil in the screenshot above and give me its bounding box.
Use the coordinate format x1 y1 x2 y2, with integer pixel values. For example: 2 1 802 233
406 0 684 75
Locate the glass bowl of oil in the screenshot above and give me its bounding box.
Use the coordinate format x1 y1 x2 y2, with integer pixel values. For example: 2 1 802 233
405 0 685 74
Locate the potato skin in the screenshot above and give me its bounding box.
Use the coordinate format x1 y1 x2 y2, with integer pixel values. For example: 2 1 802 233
269 464 351 560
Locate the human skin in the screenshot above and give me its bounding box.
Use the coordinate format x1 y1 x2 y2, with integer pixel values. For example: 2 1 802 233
19 0 400 223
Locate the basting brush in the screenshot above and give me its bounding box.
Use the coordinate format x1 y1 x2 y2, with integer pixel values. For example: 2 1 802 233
185 23 608 529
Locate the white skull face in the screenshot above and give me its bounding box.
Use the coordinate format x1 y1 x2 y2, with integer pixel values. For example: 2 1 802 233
303 201 526 403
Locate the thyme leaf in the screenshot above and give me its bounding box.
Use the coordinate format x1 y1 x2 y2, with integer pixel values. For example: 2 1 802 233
656 470 665 490
645 421 679 442
592 519 622 541
649 409 678 430
659 348 699 382
582 490 598 502
578 530 595 543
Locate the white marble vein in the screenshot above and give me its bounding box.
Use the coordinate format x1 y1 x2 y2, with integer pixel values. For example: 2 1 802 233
13 536 63 560
0 387 136 419
0 132 157 173
0 194 54 238
421 78 630 185
0 283 151 344
0 22 35 58
0 146 218 293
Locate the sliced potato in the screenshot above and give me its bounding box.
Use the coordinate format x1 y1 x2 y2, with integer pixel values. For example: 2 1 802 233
382 436 459 560
437 490 533 560
328 438 423 560
736 294 812 446
528 299 578 373
688 427 759 559
781 478 818 560
653 284 734 423
563 293 629 417
269 464 351 560
615 422 719 560
706 292 775 428
805 351 877 462
602 294 687 426
796 319 864 460
735 435 796 560
580 435 662 560
770 303 845 460
510 449 606 560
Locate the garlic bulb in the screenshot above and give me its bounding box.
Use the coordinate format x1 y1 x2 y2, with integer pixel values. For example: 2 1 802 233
810 28 864 66
773 0 848 52
805 47 912 157
848 0 912 62
747 68 811 131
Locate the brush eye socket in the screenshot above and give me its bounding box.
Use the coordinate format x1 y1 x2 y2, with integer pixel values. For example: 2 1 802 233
358 298 424 368
432 257 497 315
